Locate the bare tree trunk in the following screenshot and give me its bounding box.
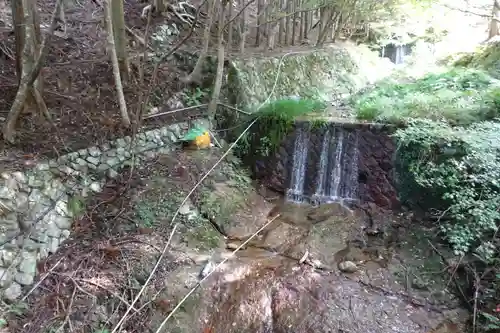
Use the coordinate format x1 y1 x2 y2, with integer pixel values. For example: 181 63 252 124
261 0 270 48
256 0 263 46
299 6 305 41
3 0 63 142
154 0 166 13
11 1 25 82
284 0 290 45
227 0 233 51
182 0 216 83
317 8 336 46
278 0 284 45
105 0 130 127
238 0 248 53
332 12 342 42
489 0 500 39
111 0 130 83
291 0 298 45
11 0 45 116
208 1 226 122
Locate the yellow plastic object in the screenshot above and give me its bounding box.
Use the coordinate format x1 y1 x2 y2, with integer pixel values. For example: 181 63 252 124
194 131 211 149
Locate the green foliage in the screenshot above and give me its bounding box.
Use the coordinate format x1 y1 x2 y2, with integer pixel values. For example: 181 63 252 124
182 87 211 106
236 98 326 157
394 119 500 255
353 69 500 125
452 41 500 79
68 194 85 218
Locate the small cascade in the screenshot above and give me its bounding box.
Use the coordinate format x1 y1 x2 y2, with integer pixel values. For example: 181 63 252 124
313 129 331 198
286 127 310 202
291 125 359 205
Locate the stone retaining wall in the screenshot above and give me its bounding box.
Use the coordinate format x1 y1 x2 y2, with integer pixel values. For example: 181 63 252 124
0 119 208 301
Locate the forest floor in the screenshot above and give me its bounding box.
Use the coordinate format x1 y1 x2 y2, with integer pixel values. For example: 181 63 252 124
0 0 325 174
0 0 221 172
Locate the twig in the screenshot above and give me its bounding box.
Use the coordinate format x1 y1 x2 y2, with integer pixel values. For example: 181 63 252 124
427 240 473 312
142 104 208 120
472 271 480 333
112 50 295 332
154 214 281 333
56 284 77 333
21 258 64 301
77 277 142 314
216 102 251 115
125 26 152 50
209 130 222 147
110 223 178 333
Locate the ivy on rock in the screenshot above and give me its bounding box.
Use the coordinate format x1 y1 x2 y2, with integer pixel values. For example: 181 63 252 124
394 118 500 257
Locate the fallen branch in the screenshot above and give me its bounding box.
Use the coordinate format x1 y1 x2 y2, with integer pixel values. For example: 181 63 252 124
125 26 152 50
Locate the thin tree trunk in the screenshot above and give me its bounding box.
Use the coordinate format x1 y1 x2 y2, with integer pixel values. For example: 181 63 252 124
182 0 216 83
111 0 129 83
105 0 130 127
11 0 24 81
299 6 305 41
239 0 247 53
284 0 290 45
262 0 270 48
291 0 298 45
256 0 263 46
3 0 64 142
278 0 284 45
317 8 336 46
208 1 226 123
154 0 166 13
489 0 500 39
227 0 233 51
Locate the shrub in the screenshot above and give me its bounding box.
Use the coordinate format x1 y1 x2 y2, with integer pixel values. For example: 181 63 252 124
394 118 500 255
352 69 500 125
236 98 327 157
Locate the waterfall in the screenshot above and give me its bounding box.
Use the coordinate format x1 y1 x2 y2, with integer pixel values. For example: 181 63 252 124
286 127 310 202
312 129 331 199
286 125 359 205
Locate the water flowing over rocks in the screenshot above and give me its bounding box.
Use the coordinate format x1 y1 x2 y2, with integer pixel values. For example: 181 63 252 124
254 121 399 209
